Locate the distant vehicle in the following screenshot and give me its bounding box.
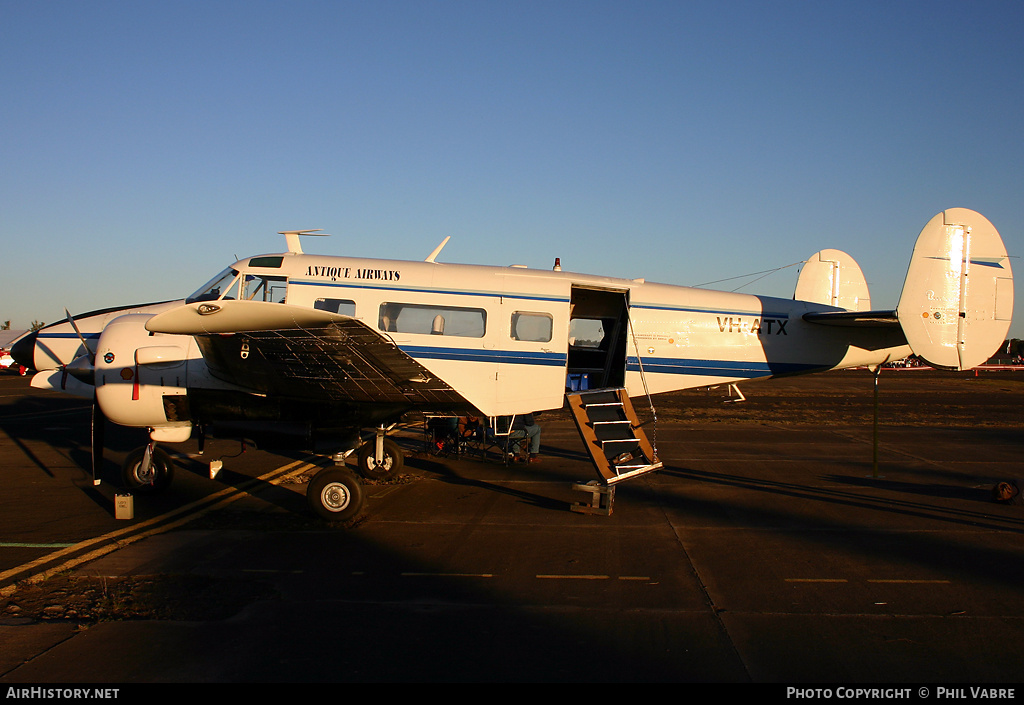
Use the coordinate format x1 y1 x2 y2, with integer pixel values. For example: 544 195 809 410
1 349 27 375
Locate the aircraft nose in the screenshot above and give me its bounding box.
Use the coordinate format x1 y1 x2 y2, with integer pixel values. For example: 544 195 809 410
10 332 37 371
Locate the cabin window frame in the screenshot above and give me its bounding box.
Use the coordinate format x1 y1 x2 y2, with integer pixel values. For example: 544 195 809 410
314 298 356 316
378 302 487 338
510 311 553 343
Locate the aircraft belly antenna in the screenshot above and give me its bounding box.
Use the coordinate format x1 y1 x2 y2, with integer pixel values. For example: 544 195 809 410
279 229 329 254
425 236 451 263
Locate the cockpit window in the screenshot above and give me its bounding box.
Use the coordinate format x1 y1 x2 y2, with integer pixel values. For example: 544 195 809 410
187 268 240 303
187 268 289 304
243 274 288 303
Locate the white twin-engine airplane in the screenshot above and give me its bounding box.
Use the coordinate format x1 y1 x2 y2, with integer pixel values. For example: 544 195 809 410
12 208 1014 521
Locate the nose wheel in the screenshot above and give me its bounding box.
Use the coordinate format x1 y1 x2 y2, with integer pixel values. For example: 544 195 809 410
122 443 175 494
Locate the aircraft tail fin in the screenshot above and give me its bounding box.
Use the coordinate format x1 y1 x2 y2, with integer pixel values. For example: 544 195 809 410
895 208 1014 370
794 249 872 311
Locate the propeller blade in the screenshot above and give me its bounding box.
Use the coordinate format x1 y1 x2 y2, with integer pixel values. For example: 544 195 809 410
91 401 105 486
64 308 95 363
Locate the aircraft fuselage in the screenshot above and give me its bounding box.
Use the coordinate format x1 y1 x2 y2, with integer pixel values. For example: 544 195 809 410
177 250 911 417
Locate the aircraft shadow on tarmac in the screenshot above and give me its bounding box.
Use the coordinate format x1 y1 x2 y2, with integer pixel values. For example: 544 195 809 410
402 455 570 512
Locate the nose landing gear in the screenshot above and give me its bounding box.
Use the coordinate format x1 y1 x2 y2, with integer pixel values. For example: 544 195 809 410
121 442 175 494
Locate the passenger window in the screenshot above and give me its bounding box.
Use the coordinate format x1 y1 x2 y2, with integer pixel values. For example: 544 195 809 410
314 298 356 316
510 312 553 342
379 303 486 338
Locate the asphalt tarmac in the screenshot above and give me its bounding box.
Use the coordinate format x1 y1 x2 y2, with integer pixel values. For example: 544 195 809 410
1 369 1022 684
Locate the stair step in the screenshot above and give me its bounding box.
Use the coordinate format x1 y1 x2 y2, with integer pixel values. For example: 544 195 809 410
566 387 660 486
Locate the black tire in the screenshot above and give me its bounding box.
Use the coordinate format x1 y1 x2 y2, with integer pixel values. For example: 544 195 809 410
307 467 364 522
355 437 403 480
122 446 174 494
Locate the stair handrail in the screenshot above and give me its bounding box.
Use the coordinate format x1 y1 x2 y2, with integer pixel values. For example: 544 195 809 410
626 305 659 461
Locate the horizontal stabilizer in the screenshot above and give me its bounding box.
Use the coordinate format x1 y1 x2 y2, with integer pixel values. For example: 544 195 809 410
802 310 899 327
896 208 1013 370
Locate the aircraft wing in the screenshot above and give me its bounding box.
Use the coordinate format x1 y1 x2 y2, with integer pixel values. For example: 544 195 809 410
146 300 471 408
802 309 901 328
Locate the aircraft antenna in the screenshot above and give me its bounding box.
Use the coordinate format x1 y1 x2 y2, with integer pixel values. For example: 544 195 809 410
279 229 329 255
693 261 804 292
425 236 451 263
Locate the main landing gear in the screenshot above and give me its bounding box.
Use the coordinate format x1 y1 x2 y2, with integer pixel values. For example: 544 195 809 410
305 427 404 522
354 436 403 480
306 467 364 522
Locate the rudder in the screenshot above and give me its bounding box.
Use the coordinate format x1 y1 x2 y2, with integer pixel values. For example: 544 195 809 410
896 208 1013 370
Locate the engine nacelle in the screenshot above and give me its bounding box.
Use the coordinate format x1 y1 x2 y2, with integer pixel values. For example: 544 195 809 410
94 313 199 440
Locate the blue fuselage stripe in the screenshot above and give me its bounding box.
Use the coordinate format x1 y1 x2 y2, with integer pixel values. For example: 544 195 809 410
626 356 820 377
399 346 821 377
401 345 567 366
293 279 569 304
37 332 101 340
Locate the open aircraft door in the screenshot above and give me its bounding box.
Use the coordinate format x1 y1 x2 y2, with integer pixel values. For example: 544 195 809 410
566 286 629 390
565 286 661 501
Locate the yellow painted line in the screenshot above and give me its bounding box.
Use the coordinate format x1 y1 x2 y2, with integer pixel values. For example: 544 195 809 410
785 578 951 584
0 459 317 597
401 572 494 578
243 569 304 574
397 573 650 581
537 574 610 580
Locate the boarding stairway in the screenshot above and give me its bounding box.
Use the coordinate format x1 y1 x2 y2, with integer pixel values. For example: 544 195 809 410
566 388 662 513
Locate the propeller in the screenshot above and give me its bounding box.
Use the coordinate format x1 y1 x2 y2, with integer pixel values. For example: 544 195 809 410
64 309 104 486
91 403 106 486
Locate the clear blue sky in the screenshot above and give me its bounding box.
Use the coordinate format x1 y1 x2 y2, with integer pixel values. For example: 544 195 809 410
3 1 1022 338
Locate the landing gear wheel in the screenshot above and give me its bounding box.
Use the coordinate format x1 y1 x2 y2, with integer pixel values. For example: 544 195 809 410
307 467 364 522
121 445 174 494
356 437 403 480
